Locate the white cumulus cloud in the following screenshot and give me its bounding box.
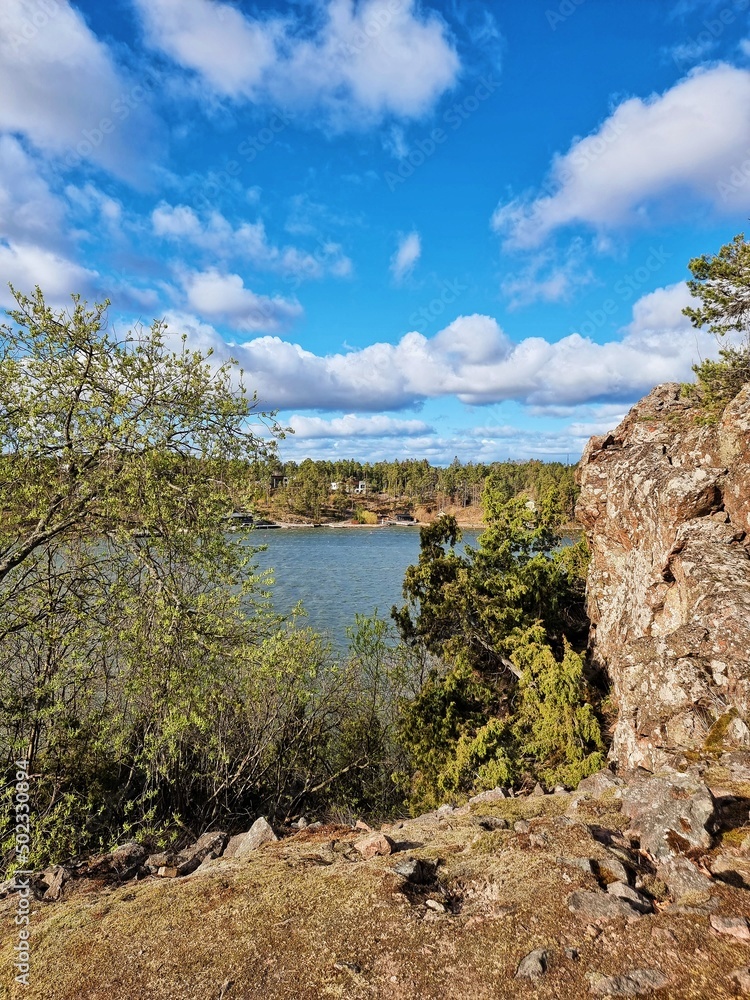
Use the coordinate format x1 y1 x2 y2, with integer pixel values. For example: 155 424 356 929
0 136 68 249
289 414 433 439
152 203 352 282
181 269 303 332
0 241 99 307
162 291 715 414
133 0 460 127
0 0 160 179
493 64 750 248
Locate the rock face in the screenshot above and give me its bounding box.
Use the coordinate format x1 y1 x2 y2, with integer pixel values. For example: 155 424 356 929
577 383 750 770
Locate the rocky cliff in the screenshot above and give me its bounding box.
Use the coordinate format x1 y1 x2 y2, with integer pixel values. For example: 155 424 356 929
577 383 750 771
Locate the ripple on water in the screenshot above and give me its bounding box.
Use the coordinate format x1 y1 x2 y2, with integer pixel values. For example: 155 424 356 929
244 526 483 647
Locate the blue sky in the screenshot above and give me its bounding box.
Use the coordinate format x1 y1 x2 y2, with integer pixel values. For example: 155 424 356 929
2 0 750 463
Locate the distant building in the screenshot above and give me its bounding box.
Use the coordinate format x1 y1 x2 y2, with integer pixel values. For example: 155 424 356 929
394 513 416 523
270 472 289 490
331 479 367 494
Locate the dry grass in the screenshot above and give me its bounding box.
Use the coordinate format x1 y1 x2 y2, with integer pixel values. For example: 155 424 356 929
1 792 749 1000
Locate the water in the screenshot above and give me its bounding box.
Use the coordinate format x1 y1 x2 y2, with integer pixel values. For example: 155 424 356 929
245 525 483 647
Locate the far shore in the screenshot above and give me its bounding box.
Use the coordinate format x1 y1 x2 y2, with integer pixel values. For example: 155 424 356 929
249 519 581 532
251 519 486 530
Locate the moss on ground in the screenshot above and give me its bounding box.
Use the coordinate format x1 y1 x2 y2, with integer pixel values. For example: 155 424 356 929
2 793 750 1000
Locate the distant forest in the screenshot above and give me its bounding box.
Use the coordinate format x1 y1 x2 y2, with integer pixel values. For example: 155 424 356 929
248 457 579 523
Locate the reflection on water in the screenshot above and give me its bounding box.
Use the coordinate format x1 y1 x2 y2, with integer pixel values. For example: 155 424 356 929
244 526 483 648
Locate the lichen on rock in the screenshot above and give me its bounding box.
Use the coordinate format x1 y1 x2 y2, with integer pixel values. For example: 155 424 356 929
577 383 750 770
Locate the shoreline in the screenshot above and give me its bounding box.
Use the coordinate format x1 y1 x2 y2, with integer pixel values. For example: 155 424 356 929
255 520 487 530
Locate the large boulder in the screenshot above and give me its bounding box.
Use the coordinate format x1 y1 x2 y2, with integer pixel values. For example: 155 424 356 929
577 383 750 770
621 771 715 861
223 817 278 859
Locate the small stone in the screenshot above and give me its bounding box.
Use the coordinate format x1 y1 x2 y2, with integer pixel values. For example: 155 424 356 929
354 833 394 860
425 898 446 913
42 867 68 902
588 969 669 996
554 785 568 794
597 855 632 885
307 821 323 831
223 818 277 860
174 831 227 875
606 882 653 914
557 856 594 876
531 783 545 797
567 890 643 922
731 967 750 991
157 866 179 878
565 947 580 961
333 961 362 974
710 914 750 942
392 857 438 884
515 949 548 979
436 804 455 817
354 820 373 833
469 787 507 805
475 816 509 831
529 833 548 849
514 820 531 834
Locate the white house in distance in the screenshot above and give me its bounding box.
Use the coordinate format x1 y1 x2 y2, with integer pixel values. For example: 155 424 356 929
331 480 367 494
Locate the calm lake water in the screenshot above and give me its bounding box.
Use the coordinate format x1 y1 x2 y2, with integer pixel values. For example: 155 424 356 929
246 526 483 647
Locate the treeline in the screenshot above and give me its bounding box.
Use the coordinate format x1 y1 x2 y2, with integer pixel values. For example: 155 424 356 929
250 456 579 522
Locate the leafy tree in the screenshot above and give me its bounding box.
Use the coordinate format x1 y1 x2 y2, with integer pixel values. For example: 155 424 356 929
0 287 287 866
683 232 750 409
393 477 601 811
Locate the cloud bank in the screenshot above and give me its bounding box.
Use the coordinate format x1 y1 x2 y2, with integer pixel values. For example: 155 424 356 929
165 283 709 412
